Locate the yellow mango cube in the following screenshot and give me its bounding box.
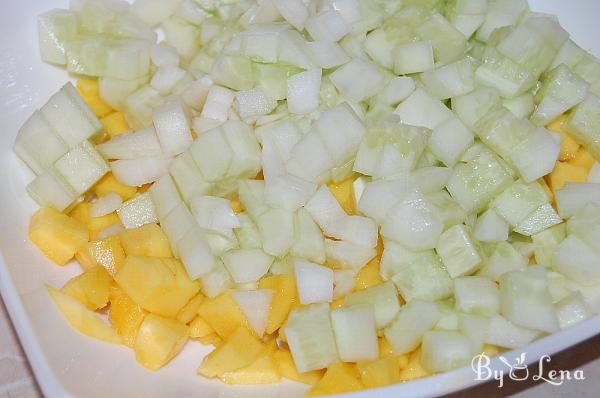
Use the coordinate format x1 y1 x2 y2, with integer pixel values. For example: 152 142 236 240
75 235 125 276
197 293 251 339
355 257 383 291
219 350 281 385
61 265 113 310
539 178 555 204
77 78 99 97
328 176 356 215
100 112 130 137
198 333 222 346
483 344 500 357
398 348 430 381
547 161 588 191
357 357 400 388
93 173 137 201
134 313 189 371
114 256 201 318
273 349 324 386
570 147 597 170
109 286 147 348
47 286 121 344
307 363 364 396
189 315 215 339
198 327 265 378
330 296 346 309
85 95 113 118
119 223 172 258
258 274 297 334
29 207 89 265
176 293 205 324
547 115 580 162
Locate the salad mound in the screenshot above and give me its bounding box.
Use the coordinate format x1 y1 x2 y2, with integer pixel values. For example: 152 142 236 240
14 0 600 395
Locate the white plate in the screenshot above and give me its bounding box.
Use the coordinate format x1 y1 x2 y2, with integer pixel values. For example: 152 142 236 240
1 1 599 397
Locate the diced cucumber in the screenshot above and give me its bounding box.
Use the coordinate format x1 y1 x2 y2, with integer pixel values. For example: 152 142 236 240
436 224 484 278
331 304 378 362
117 192 158 229
176 226 216 280
38 9 78 65
149 175 182 219
491 180 548 227
499 266 559 333
452 86 501 129
446 149 514 213
169 152 212 203
54 141 109 195
384 299 441 355
200 259 234 298
420 59 475 100
555 292 592 329
382 191 444 251
478 241 528 281
222 248 274 284
485 314 538 349
13 111 69 175
40 83 102 147
389 249 454 302
26 169 78 211
532 64 589 126
564 94 600 160
454 276 500 316
474 208 509 242
421 330 474 372
344 281 401 329
285 303 339 373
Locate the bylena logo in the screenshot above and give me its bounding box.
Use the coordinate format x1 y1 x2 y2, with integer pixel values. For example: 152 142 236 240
471 352 585 388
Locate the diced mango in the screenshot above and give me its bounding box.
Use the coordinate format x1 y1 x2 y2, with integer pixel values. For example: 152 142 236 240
307 363 364 396
189 315 216 339
547 161 588 191
84 95 113 118
29 207 88 265
355 257 383 291
220 350 281 385
357 357 400 388
547 115 580 162
483 344 500 357
119 223 172 258
398 348 430 381
75 235 125 276
69 202 122 240
93 173 137 201
197 293 250 339
61 266 113 310
109 286 147 348
230 195 243 213
198 333 222 346
273 349 324 386
198 327 266 378
47 286 121 344
114 256 201 318
328 176 356 215
100 112 130 137
134 313 189 371
378 337 409 368
330 296 346 309
569 147 596 170
539 178 555 205
258 274 297 334
77 78 99 97
177 293 205 324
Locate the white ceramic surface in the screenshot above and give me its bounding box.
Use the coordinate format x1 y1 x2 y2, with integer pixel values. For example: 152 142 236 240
1 1 599 397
